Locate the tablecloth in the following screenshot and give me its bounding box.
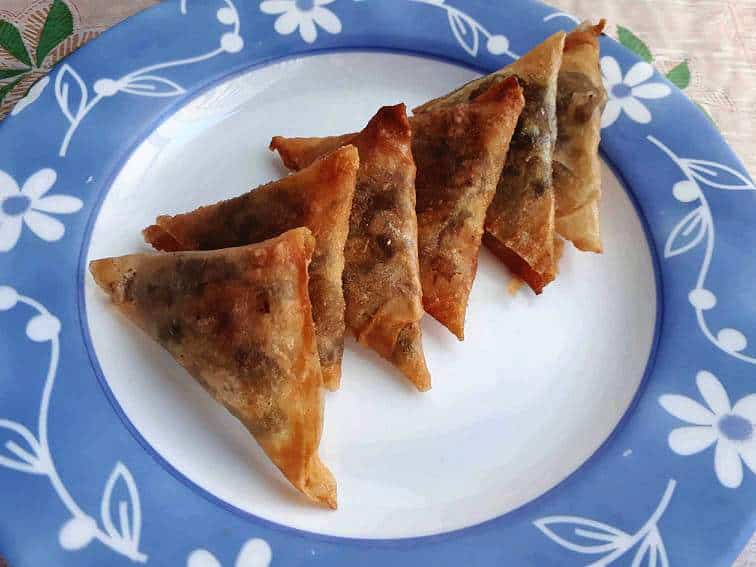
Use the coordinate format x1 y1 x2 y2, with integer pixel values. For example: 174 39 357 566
0 0 753 565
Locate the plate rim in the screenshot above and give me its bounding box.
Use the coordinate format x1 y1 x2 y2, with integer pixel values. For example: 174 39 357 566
0 0 753 565
76 48 666 546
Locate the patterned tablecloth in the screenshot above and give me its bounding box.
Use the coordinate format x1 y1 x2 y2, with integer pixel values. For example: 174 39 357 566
0 0 753 565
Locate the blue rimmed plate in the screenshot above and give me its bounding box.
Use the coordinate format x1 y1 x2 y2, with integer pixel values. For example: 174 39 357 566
0 1 754 565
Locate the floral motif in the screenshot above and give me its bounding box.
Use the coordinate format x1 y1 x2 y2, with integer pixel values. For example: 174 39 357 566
260 0 341 44
535 480 676 566
649 135 756 364
0 168 82 252
407 0 515 58
0 0 753 563
0 287 147 561
660 371 755 489
352 0 516 59
187 538 272 567
55 0 242 157
601 56 671 127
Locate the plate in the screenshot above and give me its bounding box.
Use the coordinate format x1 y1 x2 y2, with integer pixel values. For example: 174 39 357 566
0 1 754 565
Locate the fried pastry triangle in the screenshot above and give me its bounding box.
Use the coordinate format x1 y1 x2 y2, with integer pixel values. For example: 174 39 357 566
415 31 566 294
272 105 430 391
143 146 358 390
90 228 337 508
273 133 356 172
271 81 524 340
409 77 524 338
553 20 607 253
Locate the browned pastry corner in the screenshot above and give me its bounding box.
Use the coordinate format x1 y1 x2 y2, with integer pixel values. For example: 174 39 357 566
91 229 337 508
415 31 566 295
410 76 525 338
144 146 359 391
271 104 431 391
554 20 608 253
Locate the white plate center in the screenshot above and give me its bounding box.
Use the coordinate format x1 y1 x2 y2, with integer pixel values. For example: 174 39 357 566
85 52 657 539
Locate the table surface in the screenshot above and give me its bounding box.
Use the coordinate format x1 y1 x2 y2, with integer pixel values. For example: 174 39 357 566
0 0 754 565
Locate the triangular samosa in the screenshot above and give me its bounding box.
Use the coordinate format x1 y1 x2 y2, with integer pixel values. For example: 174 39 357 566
553 21 607 252
143 146 358 391
272 105 430 391
90 228 337 508
271 82 524 340
410 77 524 338
415 32 566 294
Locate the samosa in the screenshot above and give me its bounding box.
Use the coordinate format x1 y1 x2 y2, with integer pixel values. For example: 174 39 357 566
416 32 566 294
272 105 431 390
90 228 337 508
144 146 358 390
553 20 607 253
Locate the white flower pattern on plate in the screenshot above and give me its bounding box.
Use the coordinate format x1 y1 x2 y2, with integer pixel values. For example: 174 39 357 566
660 371 756 488
0 169 83 252
11 76 50 117
0 0 752 561
601 56 671 128
260 0 341 44
0 287 147 561
187 538 272 567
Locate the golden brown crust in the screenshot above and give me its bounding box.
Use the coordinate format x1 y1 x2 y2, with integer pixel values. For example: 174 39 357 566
340 105 430 391
414 32 565 294
90 228 337 508
142 224 183 252
270 105 430 391
414 32 567 114
563 19 605 51
554 20 607 253
270 134 356 171
143 146 358 391
483 232 548 293
410 77 524 338
555 200 601 252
